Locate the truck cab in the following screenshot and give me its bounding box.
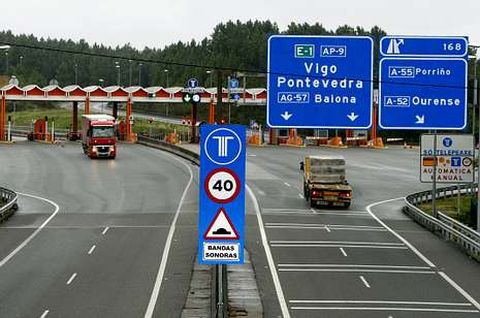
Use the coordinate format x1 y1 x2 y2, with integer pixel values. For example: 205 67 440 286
81 114 117 159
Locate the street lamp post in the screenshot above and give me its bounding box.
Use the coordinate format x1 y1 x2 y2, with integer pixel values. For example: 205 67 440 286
19 55 23 66
206 70 213 87
128 60 133 86
138 63 143 86
115 61 121 86
164 69 169 116
0 45 10 75
74 63 78 85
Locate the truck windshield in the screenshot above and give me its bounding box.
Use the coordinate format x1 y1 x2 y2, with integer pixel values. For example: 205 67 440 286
92 126 114 138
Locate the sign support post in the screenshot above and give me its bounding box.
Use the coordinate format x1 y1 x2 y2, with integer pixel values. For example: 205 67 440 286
432 131 438 218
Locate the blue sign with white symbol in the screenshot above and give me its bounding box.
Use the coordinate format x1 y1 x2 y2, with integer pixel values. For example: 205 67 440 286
379 36 468 130
198 124 246 265
443 137 453 147
229 78 240 89
187 78 199 88
381 36 468 57
267 35 373 128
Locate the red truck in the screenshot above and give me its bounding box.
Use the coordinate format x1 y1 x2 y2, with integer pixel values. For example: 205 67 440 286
81 114 117 159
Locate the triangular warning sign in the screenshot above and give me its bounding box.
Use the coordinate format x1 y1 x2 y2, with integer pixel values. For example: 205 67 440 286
204 208 239 240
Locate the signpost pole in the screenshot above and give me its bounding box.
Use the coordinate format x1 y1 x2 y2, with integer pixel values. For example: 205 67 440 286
432 131 438 218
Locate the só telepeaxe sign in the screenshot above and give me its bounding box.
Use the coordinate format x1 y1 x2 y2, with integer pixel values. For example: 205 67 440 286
267 35 373 129
420 134 474 183
198 124 246 265
379 36 468 130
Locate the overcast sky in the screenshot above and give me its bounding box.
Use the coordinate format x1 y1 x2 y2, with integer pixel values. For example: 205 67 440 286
2 0 479 50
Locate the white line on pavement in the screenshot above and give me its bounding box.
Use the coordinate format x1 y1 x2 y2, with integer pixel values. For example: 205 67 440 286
360 275 371 288
284 182 291 187
310 208 317 214
366 197 480 311
290 307 479 313
0 192 60 268
340 248 348 257
257 189 266 196
144 153 194 318
88 245 96 255
277 264 431 270
247 185 290 318
40 310 49 318
289 300 473 306
270 240 404 246
278 269 435 274
66 273 77 285
325 225 331 233
271 244 408 249
298 193 304 199
102 227 110 235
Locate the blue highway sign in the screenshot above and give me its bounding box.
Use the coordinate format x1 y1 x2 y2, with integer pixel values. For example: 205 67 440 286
198 125 246 265
267 35 373 129
379 36 468 130
229 78 240 89
381 36 468 57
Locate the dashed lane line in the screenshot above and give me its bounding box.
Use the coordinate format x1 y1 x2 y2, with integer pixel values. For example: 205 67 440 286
340 248 348 257
360 275 371 288
40 310 49 318
87 245 96 255
101 226 110 235
66 273 77 285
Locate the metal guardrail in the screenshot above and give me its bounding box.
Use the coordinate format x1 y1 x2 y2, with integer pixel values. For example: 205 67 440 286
0 187 18 221
136 135 227 317
404 183 480 261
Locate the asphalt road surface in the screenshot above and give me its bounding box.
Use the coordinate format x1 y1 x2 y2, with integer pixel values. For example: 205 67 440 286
0 141 198 318
1 141 479 318
244 145 480 318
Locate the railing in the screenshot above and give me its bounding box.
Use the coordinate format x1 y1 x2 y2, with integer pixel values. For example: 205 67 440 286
0 187 18 221
404 183 480 261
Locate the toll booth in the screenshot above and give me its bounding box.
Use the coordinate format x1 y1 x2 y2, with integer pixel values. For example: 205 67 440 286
117 120 126 141
28 119 48 141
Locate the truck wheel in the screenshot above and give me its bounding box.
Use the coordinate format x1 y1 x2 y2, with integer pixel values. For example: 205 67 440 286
344 202 351 209
309 197 315 208
303 184 309 202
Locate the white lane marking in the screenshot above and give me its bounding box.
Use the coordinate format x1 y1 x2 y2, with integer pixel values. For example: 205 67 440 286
40 310 49 318
298 193 304 199
248 154 257 157
270 240 404 246
66 273 77 285
271 244 407 250
290 307 479 313
325 225 331 233
265 223 386 232
284 182 291 187
88 245 96 255
144 154 194 318
340 248 348 257
0 192 60 268
360 275 371 288
289 300 473 306
102 227 110 235
257 189 266 196
247 185 290 318
367 197 480 311
277 264 431 270
310 208 316 214
278 269 435 274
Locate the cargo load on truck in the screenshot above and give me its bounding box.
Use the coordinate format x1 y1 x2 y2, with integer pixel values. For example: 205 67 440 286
81 114 117 159
301 155 352 208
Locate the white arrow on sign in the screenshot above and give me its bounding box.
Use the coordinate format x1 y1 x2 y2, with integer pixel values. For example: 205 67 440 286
184 94 191 102
281 111 292 120
415 115 425 124
347 112 359 122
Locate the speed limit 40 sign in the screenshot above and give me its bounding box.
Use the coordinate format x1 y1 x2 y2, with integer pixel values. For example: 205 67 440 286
198 125 246 265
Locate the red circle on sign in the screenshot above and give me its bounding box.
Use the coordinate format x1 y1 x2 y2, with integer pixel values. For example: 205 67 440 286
204 168 241 204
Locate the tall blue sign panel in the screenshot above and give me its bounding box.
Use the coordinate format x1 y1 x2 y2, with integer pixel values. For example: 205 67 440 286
379 36 468 130
198 124 246 265
267 35 373 128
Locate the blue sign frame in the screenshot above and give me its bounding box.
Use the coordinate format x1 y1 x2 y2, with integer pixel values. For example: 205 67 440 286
267 35 373 129
198 124 246 265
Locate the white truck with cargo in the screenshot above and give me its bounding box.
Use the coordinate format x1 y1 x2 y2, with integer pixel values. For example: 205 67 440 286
300 155 352 208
